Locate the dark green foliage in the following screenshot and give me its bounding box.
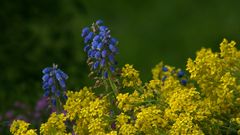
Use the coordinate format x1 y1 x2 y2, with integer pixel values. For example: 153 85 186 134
0 0 89 112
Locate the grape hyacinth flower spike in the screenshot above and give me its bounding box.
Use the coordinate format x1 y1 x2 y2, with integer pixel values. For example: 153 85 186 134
82 20 119 95
42 64 68 113
82 20 119 79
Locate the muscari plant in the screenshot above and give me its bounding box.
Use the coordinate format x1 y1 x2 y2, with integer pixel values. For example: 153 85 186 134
9 20 240 135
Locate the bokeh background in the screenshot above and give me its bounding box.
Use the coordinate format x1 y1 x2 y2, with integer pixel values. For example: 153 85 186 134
1 0 240 133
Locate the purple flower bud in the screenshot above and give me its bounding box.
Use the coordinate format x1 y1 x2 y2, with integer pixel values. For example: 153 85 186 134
97 43 103 50
93 35 100 41
63 95 68 100
111 122 116 130
90 50 97 58
96 20 103 25
48 78 54 86
5 111 14 119
100 59 105 67
44 91 50 97
51 98 57 107
95 51 101 59
81 27 90 37
56 90 61 97
84 45 91 52
99 26 108 31
58 69 69 79
59 79 66 88
84 32 94 43
110 66 115 73
110 38 118 45
88 50 93 57
162 67 168 72
181 79 187 86
36 97 48 111
56 72 62 81
51 85 57 93
92 41 98 49
177 70 185 78
104 71 108 78
109 44 117 53
42 82 49 90
93 61 100 69
101 50 107 58
42 74 50 81
42 67 52 74
109 55 115 64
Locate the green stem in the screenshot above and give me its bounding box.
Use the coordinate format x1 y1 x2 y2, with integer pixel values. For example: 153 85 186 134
103 79 109 93
56 97 62 114
108 77 118 97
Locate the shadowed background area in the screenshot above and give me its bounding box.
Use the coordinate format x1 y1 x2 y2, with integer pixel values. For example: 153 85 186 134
0 0 240 133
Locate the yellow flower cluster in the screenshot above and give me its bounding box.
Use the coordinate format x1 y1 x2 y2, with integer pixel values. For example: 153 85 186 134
116 113 137 135
187 39 240 114
64 87 110 135
10 120 37 135
40 112 69 135
121 64 142 88
116 90 143 112
169 113 204 135
135 106 167 134
10 39 240 134
149 64 210 134
64 87 95 121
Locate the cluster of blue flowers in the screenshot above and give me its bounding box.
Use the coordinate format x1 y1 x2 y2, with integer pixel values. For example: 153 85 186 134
177 70 187 86
81 20 119 78
161 66 187 86
42 64 68 106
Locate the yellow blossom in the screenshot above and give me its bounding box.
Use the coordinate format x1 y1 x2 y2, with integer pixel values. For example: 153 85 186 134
169 113 204 135
64 87 95 120
64 87 110 134
135 105 167 134
116 91 142 112
116 113 137 135
10 120 37 135
121 64 142 88
40 112 69 135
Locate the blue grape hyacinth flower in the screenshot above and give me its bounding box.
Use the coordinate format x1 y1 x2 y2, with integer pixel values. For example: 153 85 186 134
42 64 68 107
82 20 119 79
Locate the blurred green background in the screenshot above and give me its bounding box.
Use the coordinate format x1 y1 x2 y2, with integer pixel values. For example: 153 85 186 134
1 0 240 116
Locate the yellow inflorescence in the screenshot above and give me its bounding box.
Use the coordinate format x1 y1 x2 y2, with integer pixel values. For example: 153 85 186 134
10 120 37 135
10 39 240 134
64 87 110 135
40 112 69 135
121 64 142 88
116 113 137 135
116 90 143 112
135 105 167 134
186 39 240 114
169 113 204 135
64 87 95 121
